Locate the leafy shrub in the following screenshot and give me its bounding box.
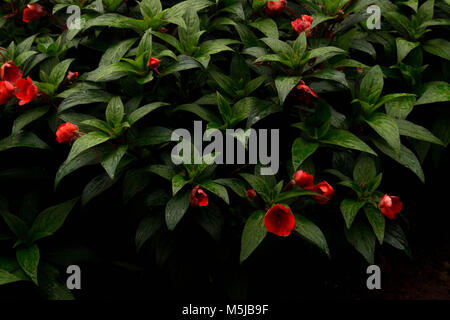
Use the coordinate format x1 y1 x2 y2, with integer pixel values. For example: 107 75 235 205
0 0 449 299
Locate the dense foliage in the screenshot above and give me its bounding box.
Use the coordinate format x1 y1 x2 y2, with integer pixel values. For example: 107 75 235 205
0 0 449 299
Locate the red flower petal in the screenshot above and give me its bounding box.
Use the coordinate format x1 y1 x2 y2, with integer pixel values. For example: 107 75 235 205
264 204 295 237
293 170 314 188
190 185 209 207
266 0 287 16
311 181 334 204
23 4 47 23
15 77 38 106
379 194 402 219
56 122 79 143
0 61 23 83
0 80 15 105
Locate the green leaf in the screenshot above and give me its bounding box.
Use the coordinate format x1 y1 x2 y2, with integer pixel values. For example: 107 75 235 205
140 0 162 18
371 93 416 113
195 203 224 241
423 39 450 61
172 174 189 195
58 90 113 112
245 98 282 128
353 154 377 183
252 0 269 10
85 13 147 31
16 35 37 54
384 221 409 252
82 173 119 206
81 119 112 133
16 244 40 285
0 131 50 152
136 29 153 59
127 102 168 125
105 96 124 128
240 210 267 263
136 214 164 253
99 38 138 67
307 69 348 88
261 37 293 56
249 18 279 39
55 147 106 189
292 32 307 58
196 39 239 60
292 137 319 171
275 76 302 105
320 129 377 155
305 46 346 60
345 218 376 264
66 131 111 163
372 138 425 183
396 38 419 63
132 127 172 146
147 164 176 181
274 190 318 202
85 62 139 82
214 178 247 198
364 206 385 244
15 51 37 67
340 199 365 229
200 180 230 204
416 0 434 25
0 211 29 242
49 59 74 88
415 81 450 105
395 119 444 145
12 106 50 135
382 11 414 38
419 18 450 28
37 262 74 300
294 215 330 257
239 173 271 203
165 189 191 231
217 91 233 124
365 112 401 153
174 104 221 123
0 269 27 285
30 198 78 243
208 69 236 97
101 145 128 179
122 169 150 203
360 65 384 105
385 95 416 119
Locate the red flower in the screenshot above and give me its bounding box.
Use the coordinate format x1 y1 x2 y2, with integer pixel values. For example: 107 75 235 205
264 204 296 237
0 61 22 83
293 170 314 188
0 80 15 105
23 3 47 23
190 185 208 207
301 15 314 24
291 15 314 36
310 181 334 204
265 0 287 17
66 71 78 83
15 77 38 106
296 80 318 105
56 122 79 144
246 189 257 201
148 57 161 70
379 194 403 220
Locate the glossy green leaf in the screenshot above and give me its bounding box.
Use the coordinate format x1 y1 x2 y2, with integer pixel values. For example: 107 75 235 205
240 210 267 263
